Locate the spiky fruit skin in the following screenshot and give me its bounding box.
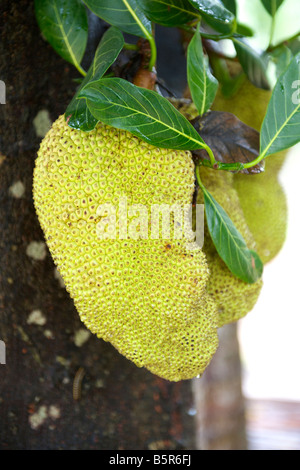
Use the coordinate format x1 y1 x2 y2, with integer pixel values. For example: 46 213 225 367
196 167 263 327
33 115 219 382
212 79 288 263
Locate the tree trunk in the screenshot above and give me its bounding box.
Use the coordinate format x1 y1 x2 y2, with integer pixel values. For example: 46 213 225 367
0 0 246 450
193 324 247 450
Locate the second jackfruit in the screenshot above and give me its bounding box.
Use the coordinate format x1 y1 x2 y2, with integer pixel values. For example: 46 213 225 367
196 166 263 327
212 78 288 263
170 97 263 326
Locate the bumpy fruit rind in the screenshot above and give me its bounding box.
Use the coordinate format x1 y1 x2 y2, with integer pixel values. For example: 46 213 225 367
196 166 263 327
212 79 288 264
33 115 219 381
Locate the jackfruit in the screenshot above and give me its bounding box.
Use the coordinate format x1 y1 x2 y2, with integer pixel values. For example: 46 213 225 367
33 115 219 382
168 98 199 121
169 98 263 326
196 166 263 327
211 77 270 132
211 78 288 263
233 156 288 263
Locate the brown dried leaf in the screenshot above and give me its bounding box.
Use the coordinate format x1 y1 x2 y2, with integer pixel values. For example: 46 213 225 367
191 111 264 174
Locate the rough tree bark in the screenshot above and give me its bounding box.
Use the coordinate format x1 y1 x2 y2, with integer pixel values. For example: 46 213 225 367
0 0 246 450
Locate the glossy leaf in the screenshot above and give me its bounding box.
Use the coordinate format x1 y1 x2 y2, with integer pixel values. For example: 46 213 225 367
288 36 300 56
233 38 271 90
235 23 254 37
187 28 218 116
65 26 124 131
221 0 236 15
261 0 285 16
260 52 300 157
199 181 263 283
82 0 151 38
139 0 199 27
35 0 88 73
79 77 209 150
270 45 292 80
188 0 236 34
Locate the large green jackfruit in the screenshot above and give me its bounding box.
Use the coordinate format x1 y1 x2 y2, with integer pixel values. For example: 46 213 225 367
33 115 219 381
211 78 288 263
196 166 263 327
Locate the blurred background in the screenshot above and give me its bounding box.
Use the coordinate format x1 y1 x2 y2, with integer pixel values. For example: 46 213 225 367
238 0 300 49
238 144 300 450
235 0 300 451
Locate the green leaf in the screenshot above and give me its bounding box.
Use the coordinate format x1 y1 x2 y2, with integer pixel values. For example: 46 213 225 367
261 0 286 47
188 0 236 34
270 44 292 80
187 28 218 116
139 0 199 27
235 23 254 38
233 38 270 90
66 97 98 132
35 0 88 75
221 0 236 15
82 0 151 38
288 36 300 56
78 77 210 150
260 52 300 157
199 179 263 283
261 0 285 16
65 26 124 131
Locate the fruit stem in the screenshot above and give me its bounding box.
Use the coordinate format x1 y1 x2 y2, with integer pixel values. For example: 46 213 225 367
196 148 267 173
195 163 205 190
76 63 87 78
146 31 157 71
123 42 139 51
121 0 157 71
203 144 217 167
242 153 265 170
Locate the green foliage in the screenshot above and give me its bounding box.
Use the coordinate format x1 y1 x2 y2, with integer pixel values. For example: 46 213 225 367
188 0 236 34
221 0 237 15
270 44 293 79
138 0 199 27
66 27 124 131
261 0 285 16
82 0 151 38
232 37 270 90
79 77 208 150
260 52 300 157
34 0 88 75
34 0 300 284
187 26 219 115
